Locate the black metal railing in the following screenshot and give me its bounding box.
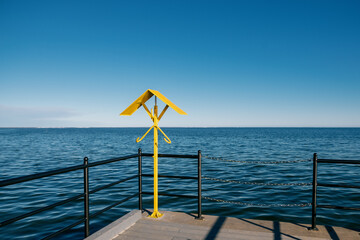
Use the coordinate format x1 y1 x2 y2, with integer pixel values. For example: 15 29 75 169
311 153 360 230
0 154 139 239
202 153 359 229
139 149 203 219
2 149 358 237
0 149 203 239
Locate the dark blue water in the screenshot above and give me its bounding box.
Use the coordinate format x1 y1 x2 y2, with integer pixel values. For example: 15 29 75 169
0 128 359 239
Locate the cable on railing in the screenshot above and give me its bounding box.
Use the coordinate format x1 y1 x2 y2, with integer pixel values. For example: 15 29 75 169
202 176 312 187
202 196 311 207
203 156 311 164
201 155 313 207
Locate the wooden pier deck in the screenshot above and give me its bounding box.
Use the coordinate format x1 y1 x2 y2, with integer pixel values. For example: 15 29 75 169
86 210 360 240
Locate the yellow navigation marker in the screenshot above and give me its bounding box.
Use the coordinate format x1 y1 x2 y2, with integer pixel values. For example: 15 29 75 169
120 89 187 218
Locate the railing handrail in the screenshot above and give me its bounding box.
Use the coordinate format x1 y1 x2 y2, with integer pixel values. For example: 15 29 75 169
0 164 85 187
0 192 85 228
317 182 360 189
88 154 139 167
142 153 198 158
0 154 138 188
317 159 360 164
142 173 197 180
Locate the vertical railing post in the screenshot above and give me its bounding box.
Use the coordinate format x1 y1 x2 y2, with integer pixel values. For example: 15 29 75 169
83 157 90 237
311 153 318 230
138 148 143 211
196 150 204 220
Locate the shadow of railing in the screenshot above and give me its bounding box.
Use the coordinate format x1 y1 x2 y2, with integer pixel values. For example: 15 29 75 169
237 218 301 240
204 216 226 240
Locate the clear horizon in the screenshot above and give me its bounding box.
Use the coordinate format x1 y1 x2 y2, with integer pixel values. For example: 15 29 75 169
1 127 360 129
1 1 360 128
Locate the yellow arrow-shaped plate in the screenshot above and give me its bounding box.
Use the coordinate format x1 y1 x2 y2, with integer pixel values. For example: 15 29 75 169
120 89 187 116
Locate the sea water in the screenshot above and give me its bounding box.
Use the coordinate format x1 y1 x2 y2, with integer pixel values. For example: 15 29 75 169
0 128 359 239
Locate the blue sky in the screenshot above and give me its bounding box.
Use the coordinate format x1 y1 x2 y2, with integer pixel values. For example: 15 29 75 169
1 0 359 127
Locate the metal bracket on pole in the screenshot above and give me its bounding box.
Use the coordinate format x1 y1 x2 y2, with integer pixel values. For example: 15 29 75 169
136 126 154 143
157 126 171 144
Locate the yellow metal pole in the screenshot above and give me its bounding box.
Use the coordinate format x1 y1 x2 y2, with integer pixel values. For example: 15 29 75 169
120 90 187 219
150 99 163 218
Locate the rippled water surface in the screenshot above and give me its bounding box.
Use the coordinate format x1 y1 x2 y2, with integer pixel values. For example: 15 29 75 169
0 128 359 239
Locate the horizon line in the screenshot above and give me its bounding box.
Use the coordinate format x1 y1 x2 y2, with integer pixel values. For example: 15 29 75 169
1 126 360 129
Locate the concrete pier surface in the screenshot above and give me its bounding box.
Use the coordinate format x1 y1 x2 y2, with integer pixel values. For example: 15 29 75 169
87 210 360 240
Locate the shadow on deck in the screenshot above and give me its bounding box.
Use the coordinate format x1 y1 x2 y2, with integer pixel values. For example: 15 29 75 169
86 210 360 240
